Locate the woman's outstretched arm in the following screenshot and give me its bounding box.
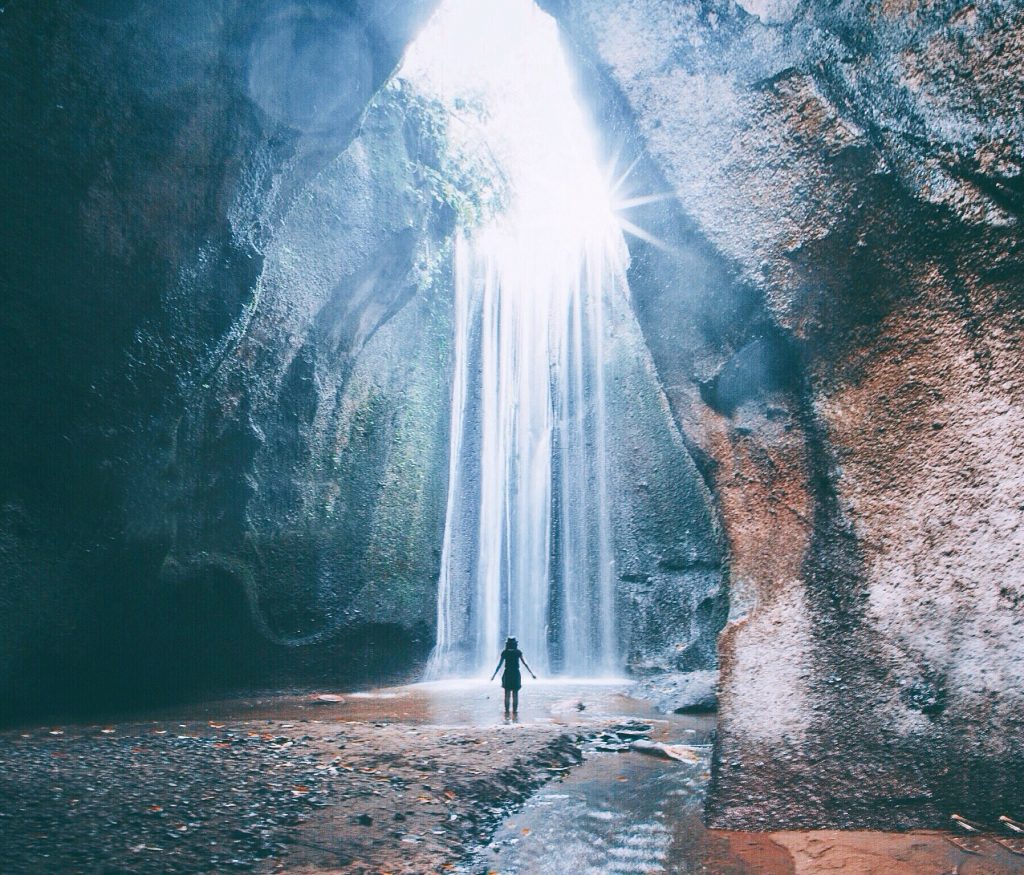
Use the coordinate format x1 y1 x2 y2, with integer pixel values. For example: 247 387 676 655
490 652 505 681
519 654 537 679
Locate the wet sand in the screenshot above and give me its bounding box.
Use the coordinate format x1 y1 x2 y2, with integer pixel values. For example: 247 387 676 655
1 680 1011 874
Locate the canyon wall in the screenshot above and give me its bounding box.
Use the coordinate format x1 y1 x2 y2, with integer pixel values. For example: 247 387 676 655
0 0 445 714
0 0 723 719
546 0 1024 828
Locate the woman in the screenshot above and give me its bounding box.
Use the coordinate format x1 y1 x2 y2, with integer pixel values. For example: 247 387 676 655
490 636 536 716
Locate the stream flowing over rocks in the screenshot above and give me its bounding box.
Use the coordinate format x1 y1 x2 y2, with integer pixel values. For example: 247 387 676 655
6 684 1015 875
2 0 1023 841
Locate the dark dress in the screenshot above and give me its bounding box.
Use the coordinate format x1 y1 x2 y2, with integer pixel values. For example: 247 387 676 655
500 648 523 691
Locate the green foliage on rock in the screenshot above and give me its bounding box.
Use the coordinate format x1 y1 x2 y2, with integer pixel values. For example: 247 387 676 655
388 79 509 231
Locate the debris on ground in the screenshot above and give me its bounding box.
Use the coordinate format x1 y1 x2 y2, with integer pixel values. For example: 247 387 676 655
0 717 596 874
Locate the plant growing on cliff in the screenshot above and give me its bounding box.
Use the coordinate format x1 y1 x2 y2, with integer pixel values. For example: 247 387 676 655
392 79 509 231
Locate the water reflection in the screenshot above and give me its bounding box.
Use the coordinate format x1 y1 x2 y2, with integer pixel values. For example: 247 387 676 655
353 678 643 728
465 750 703 874
81 681 999 873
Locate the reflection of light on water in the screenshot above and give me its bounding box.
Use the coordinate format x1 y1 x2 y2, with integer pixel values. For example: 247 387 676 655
465 737 708 874
320 677 669 731
342 678 633 704
410 677 633 693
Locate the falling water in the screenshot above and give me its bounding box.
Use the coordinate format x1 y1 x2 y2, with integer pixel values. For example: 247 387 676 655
402 0 630 677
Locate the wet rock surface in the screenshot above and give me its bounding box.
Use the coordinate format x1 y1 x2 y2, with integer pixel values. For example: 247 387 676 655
0 722 326 873
634 670 719 715
0 716 591 874
545 0 1024 828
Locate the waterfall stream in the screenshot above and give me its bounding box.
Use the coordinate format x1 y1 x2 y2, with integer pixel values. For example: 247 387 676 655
401 0 630 677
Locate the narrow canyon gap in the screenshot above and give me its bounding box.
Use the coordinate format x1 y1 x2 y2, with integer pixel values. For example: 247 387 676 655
400 0 723 679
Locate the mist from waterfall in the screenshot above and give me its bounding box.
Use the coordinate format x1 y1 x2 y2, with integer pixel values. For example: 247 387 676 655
401 0 630 677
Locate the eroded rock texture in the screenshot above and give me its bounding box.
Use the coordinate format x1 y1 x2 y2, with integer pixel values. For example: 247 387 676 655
0 0 444 715
546 0 1024 828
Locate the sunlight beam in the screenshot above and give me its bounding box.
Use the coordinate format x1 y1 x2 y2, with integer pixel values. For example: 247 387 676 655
614 193 678 210
617 216 676 254
401 0 628 679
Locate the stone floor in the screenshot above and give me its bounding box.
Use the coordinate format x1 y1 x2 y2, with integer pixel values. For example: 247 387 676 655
3 679 1016 874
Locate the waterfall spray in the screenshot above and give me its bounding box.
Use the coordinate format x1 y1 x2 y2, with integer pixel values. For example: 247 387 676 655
401 0 629 677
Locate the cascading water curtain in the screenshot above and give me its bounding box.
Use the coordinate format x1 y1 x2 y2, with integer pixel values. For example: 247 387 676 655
402 0 629 678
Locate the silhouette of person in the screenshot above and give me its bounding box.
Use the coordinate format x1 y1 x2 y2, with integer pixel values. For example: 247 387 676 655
490 636 536 717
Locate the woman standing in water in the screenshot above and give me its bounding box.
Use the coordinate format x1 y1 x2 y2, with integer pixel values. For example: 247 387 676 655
490 637 536 717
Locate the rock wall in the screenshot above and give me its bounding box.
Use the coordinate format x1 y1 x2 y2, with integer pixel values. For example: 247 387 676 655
0 0 442 717
546 0 1024 828
0 0 723 722
158 82 456 678
604 262 728 677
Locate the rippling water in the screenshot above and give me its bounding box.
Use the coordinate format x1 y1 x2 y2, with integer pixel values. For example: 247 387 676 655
466 755 704 874
461 715 714 874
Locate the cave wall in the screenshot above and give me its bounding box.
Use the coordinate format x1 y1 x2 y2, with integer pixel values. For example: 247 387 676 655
546 0 1024 828
0 0 443 717
0 0 723 721
159 82 456 674
603 265 728 677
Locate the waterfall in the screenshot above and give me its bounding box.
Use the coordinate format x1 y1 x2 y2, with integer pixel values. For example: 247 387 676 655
402 0 630 678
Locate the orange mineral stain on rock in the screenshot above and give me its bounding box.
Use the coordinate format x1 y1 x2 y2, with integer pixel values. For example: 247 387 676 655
705 828 1024 874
